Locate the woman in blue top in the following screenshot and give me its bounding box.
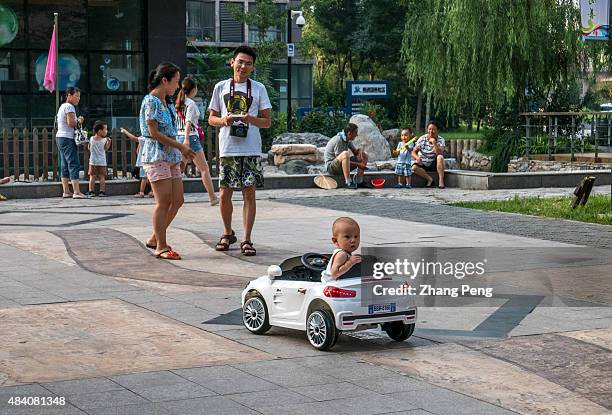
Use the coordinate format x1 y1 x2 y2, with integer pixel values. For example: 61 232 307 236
140 62 195 260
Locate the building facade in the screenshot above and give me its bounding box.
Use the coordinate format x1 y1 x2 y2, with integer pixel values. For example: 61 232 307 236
0 0 312 130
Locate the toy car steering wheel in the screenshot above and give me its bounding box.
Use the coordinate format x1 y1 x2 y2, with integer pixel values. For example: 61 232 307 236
301 253 330 272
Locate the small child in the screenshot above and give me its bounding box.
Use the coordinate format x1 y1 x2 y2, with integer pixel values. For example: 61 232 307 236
392 128 415 189
121 127 153 198
321 217 362 281
86 121 111 197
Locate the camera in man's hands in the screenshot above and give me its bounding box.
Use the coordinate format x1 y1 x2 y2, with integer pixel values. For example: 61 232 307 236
230 123 249 138
229 114 249 138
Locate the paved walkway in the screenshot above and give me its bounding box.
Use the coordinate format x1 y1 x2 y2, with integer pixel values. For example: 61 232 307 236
0 187 610 415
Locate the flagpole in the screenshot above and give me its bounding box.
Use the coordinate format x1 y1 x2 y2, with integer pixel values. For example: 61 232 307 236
53 13 59 126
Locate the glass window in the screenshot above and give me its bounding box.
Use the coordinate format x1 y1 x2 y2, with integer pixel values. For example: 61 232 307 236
0 51 27 92
28 1 87 49
247 2 285 43
0 1 25 48
187 1 215 42
29 94 73 130
88 94 141 132
0 94 26 130
88 0 143 51
90 53 144 93
271 64 313 113
30 51 87 92
220 2 244 43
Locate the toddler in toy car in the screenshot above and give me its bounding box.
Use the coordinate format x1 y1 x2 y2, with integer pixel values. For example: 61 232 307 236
321 217 362 282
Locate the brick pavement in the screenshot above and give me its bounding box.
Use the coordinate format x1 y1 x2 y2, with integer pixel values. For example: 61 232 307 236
279 195 612 248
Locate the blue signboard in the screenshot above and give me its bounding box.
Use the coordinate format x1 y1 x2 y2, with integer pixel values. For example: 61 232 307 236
346 80 389 114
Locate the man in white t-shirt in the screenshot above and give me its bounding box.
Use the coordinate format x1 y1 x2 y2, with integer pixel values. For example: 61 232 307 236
208 45 272 256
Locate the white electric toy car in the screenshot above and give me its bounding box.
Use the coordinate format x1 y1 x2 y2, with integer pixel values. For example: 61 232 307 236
241 253 417 350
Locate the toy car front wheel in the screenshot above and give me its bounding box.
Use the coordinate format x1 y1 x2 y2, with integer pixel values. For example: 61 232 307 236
243 294 271 334
306 309 337 350
383 321 415 341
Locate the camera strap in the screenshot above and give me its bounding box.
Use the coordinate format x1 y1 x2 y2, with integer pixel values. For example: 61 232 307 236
228 78 252 113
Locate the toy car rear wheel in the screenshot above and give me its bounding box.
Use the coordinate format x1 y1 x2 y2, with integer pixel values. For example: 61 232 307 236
306 309 337 350
243 294 271 334
383 321 415 341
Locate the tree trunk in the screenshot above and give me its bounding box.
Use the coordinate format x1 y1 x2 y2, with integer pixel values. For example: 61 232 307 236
477 118 482 131
425 93 431 126
415 82 423 133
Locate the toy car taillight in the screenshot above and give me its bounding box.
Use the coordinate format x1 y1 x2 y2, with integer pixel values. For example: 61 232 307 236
323 286 356 298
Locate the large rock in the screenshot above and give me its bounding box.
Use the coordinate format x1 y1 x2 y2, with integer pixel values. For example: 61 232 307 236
270 143 317 156
273 132 330 147
274 153 320 165
307 165 326 175
348 114 391 161
279 160 310 174
445 158 459 170
461 150 492 172
382 129 402 149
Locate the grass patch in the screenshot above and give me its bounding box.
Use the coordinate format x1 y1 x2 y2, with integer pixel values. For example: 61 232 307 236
451 194 612 226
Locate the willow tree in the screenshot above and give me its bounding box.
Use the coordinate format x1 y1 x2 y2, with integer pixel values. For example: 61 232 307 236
401 0 585 118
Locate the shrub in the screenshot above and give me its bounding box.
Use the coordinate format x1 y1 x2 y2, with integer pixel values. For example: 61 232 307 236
298 110 349 137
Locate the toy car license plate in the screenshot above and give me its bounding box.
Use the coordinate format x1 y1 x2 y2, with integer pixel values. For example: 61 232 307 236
368 303 396 314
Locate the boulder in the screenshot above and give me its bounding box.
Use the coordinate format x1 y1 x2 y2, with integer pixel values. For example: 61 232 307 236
274 154 320 165
270 143 317 156
348 114 391 161
445 158 459 170
263 165 286 176
373 160 397 171
273 132 331 147
307 165 326 175
279 160 310 174
382 128 402 149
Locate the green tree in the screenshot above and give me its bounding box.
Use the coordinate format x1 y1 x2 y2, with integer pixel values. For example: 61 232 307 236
301 0 361 98
401 0 584 116
187 45 233 103
229 0 286 108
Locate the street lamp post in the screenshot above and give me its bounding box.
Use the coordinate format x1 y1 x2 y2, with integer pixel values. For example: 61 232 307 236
287 10 304 132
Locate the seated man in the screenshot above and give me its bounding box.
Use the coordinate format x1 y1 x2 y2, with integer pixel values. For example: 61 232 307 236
324 123 369 189
411 119 446 189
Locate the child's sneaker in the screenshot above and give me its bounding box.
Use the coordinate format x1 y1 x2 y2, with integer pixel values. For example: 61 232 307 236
85 191 96 197
98 192 107 197
393 183 403 188
404 184 412 189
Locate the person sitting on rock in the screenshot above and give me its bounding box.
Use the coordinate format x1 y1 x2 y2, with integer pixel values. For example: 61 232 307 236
323 123 369 189
411 120 446 189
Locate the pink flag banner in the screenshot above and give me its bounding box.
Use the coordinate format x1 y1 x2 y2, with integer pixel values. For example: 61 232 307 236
43 25 57 92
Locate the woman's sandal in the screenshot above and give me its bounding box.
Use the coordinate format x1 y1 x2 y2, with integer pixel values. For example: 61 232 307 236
215 230 237 251
240 240 257 256
145 241 171 251
155 249 181 260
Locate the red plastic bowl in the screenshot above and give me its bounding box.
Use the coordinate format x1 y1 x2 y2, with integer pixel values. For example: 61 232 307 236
371 178 386 189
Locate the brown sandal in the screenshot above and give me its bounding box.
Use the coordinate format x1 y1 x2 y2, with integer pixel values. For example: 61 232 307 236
240 240 257 256
215 230 237 251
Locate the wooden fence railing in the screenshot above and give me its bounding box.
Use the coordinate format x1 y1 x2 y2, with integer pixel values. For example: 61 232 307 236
0 127 220 181
446 139 483 162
